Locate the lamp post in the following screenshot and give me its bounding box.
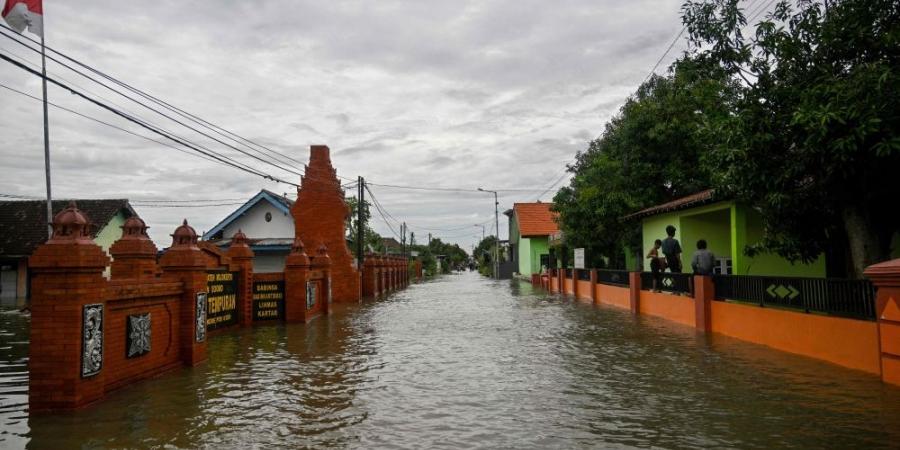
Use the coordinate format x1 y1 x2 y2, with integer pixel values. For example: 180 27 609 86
477 188 500 280
474 224 485 241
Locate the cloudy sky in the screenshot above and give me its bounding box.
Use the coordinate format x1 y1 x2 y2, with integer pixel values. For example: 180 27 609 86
0 0 690 250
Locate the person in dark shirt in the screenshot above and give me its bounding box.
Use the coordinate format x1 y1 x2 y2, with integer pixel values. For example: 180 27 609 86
661 225 682 273
691 239 716 275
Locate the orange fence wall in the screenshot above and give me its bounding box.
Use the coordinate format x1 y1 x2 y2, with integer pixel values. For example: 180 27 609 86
564 278 574 294
595 284 630 309
576 280 592 302
549 276 558 293
639 291 696 327
711 301 881 374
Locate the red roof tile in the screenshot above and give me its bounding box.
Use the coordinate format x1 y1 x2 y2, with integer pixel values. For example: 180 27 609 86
625 189 716 219
513 202 559 237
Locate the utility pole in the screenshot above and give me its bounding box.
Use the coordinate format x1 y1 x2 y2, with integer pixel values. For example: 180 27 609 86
478 188 500 280
401 221 407 256
357 176 364 271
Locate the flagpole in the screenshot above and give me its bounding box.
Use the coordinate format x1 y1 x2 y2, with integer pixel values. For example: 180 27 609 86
40 21 52 238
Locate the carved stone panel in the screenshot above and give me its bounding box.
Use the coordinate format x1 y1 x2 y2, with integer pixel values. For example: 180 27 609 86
126 313 151 358
196 292 207 342
81 303 103 378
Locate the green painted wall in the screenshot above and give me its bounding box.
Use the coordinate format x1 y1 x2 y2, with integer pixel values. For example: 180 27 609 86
529 237 549 274
641 201 826 277
519 237 532 275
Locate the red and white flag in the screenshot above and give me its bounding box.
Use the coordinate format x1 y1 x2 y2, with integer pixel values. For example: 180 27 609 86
2 0 43 36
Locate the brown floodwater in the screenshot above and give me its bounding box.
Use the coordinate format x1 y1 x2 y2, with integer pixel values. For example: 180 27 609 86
2 271 900 448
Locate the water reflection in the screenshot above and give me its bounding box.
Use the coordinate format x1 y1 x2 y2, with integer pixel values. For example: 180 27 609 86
1 272 899 448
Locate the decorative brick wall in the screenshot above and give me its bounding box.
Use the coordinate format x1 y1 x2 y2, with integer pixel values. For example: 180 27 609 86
291 145 360 303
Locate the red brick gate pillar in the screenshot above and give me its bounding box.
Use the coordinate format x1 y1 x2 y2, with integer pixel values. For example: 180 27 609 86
28 202 111 412
284 238 311 323
159 220 209 367
109 216 157 280
362 253 376 298
416 259 423 282
226 230 255 327
865 259 900 386
629 271 642 315
312 244 332 316
589 269 598 304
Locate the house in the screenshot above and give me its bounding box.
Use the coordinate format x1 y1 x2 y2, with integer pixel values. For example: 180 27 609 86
0 199 135 302
628 189 829 277
504 202 559 277
202 190 295 273
381 237 402 254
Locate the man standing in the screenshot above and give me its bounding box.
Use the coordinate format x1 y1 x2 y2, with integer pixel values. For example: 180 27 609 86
691 239 716 275
661 225 682 273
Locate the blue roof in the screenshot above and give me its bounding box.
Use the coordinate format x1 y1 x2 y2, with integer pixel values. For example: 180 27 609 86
202 190 294 240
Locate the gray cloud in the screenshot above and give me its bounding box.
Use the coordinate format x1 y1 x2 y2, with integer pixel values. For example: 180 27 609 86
1 0 688 249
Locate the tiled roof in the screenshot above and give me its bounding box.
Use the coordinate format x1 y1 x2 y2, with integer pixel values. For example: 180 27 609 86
513 202 559 237
625 189 716 220
382 237 401 249
0 199 133 257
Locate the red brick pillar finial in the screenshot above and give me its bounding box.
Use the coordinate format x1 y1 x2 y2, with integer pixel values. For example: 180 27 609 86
159 219 208 366
110 215 159 279
28 201 111 412
226 229 255 327
285 238 311 323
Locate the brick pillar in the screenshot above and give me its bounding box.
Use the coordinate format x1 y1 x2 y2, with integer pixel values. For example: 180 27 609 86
865 259 900 386
573 269 580 298
693 275 713 333
109 215 158 280
416 259 423 281
159 220 208 367
28 202 111 412
590 269 598 304
362 253 376 297
558 269 564 293
312 243 332 317
284 238 311 323
388 257 395 292
629 272 642 315
226 230 254 327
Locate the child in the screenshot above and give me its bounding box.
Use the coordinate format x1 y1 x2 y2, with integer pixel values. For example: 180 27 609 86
646 239 666 292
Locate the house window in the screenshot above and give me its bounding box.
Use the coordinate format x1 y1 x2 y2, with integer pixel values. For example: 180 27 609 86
265 212 272 222
714 257 733 275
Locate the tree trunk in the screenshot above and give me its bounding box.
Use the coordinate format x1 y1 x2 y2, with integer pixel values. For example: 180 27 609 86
841 205 889 279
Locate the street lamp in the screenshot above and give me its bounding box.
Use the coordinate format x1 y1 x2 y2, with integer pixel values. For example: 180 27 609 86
477 187 500 280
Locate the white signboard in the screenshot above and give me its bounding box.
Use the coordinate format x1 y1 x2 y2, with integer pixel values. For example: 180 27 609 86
574 248 585 269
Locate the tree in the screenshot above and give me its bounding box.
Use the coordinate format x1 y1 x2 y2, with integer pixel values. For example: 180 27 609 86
345 196 383 257
552 59 734 268
683 0 900 277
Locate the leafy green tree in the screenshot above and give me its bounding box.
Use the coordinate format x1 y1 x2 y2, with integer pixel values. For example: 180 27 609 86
553 59 733 268
345 196 383 257
683 0 900 277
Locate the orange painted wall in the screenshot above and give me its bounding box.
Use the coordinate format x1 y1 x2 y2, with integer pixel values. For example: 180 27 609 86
549 276 558 293
564 278 574 295
711 301 881 375
595 284 630 309
576 280 592 302
639 291 696 327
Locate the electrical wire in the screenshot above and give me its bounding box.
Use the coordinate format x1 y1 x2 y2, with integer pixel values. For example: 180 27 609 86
0 52 301 187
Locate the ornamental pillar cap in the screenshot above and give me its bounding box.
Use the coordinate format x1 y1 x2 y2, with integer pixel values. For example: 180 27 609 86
120 215 150 240
231 229 250 247
49 201 93 244
314 243 332 267
171 219 199 247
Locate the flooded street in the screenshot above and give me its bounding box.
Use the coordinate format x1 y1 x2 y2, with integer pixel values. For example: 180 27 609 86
2 271 900 449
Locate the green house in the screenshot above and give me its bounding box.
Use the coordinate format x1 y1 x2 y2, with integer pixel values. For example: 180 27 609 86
505 202 559 276
630 190 827 277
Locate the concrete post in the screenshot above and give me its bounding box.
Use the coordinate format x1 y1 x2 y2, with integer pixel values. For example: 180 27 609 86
159 219 209 367
693 275 714 333
284 238 311 323
629 272 642 315
226 229 254 327
865 259 900 386
28 202 110 412
590 269 598 304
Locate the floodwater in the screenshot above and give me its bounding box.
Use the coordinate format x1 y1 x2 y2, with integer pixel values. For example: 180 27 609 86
2 271 900 449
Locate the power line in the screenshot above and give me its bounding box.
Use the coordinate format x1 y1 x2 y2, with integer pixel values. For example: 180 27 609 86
0 52 300 187
0 26 305 178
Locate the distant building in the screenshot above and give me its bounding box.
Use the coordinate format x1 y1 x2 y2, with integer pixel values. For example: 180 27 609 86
381 237 402 254
202 189 295 273
504 202 559 277
0 199 135 302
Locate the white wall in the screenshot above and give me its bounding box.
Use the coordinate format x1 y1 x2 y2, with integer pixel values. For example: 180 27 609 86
254 253 287 273
222 201 294 239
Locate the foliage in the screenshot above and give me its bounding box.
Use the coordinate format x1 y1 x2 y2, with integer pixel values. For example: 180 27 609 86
345 196 384 257
552 58 734 269
682 0 900 276
409 238 469 275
